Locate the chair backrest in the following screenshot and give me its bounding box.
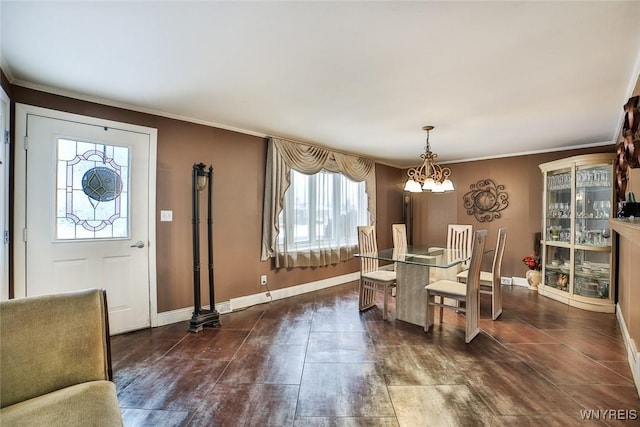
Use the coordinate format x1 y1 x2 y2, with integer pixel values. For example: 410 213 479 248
491 227 508 284
392 223 408 271
465 229 488 342
357 226 380 274
0 289 111 408
392 224 407 252
447 224 473 267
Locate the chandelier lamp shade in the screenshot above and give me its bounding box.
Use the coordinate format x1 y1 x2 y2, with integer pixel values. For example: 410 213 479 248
404 126 454 193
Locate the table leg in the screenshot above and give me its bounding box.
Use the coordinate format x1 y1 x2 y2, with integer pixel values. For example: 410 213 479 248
395 263 430 327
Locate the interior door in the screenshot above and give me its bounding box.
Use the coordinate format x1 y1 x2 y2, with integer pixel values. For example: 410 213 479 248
19 109 154 334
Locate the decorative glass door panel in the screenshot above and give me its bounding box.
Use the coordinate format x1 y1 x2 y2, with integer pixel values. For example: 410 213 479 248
56 138 130 240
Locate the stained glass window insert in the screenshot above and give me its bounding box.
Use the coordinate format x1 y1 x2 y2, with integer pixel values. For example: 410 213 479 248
56 138 130 240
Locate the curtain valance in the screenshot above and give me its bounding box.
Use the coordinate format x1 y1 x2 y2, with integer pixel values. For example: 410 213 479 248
273 137 374 180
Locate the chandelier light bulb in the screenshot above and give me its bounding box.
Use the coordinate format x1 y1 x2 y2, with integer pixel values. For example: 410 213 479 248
422 178 436 190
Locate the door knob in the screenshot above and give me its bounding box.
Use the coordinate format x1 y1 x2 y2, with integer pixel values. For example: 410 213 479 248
130 240 145 248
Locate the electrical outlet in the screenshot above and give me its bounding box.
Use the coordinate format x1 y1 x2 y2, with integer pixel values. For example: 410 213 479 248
260 275 268 286
500 277 512 285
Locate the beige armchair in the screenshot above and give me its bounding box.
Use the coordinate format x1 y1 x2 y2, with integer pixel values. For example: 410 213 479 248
0 289 123 426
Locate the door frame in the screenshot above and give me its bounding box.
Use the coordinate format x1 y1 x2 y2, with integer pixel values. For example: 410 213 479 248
13 103 159 327
1 88 9 301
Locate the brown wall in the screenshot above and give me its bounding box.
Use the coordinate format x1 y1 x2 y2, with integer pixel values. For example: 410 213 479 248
4 81 405 313
373 164 406 249
0 73 621 314
407 146 616 278
614 224 640 344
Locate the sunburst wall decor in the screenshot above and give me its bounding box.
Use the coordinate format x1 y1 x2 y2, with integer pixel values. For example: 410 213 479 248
463 179 509 222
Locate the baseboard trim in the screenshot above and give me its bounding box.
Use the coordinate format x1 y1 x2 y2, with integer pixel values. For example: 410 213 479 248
511 276 529 287
230 272 360 311
155 301 231 327
156 272 359 327
616 303 640 398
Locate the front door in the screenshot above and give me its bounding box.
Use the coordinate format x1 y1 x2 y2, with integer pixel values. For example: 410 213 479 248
14 105 157 334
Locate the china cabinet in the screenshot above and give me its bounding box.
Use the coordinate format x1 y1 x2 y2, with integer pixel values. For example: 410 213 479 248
539 153 616 313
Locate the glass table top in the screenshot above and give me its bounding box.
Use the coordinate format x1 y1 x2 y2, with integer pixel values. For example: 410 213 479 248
355 246 468 268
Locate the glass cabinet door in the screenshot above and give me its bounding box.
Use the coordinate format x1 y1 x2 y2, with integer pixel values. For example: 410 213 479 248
544 245 571 292
573 163 613 300
574 165 612 247
546 169 572 243
573 249 611 299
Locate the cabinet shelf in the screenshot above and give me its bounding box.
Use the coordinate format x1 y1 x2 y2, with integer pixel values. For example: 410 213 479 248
539 153 616 313
574 244 611 252
544 241 571 248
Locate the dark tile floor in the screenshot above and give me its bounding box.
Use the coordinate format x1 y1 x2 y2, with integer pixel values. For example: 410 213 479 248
111 282 640 426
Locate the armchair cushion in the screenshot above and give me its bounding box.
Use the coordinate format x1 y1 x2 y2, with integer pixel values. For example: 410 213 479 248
0 381 122 427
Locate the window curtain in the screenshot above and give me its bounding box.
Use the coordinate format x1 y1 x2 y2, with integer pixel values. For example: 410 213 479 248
261 137 376 268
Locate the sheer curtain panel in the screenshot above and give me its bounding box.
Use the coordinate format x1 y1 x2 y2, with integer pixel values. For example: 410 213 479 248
261 137 376 268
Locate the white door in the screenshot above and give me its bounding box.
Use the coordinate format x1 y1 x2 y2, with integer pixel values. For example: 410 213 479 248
14 105 157 334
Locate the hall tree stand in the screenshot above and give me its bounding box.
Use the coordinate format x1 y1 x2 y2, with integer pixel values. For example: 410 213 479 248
189 163 221 332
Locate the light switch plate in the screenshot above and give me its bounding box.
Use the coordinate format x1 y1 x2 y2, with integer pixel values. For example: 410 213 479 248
160 210 173 222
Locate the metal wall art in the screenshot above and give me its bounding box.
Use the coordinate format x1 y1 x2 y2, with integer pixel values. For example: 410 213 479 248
463 179 509 222
615 95 640 202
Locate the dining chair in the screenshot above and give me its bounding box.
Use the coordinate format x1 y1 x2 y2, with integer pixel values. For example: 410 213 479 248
456 227 508 320
447 224 473 271
391 223 408 262
424 229 487 343
357 226 397 320
390 224 408 297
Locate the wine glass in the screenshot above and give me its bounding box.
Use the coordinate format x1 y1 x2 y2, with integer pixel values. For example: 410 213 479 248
603 201 611 218
593 201 603 218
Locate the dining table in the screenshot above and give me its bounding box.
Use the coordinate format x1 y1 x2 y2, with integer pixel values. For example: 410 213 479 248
355 246 471 327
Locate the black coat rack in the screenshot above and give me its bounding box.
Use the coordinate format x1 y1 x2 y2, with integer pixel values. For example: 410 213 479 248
189 163 221 332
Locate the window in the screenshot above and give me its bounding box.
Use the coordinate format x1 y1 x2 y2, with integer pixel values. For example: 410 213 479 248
261 136 375 268
278 169 369 253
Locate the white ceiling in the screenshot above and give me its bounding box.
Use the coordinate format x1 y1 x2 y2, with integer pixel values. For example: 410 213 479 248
2 1 640 168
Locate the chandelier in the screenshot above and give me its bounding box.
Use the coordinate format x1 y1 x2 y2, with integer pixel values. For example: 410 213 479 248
403 125 454 193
